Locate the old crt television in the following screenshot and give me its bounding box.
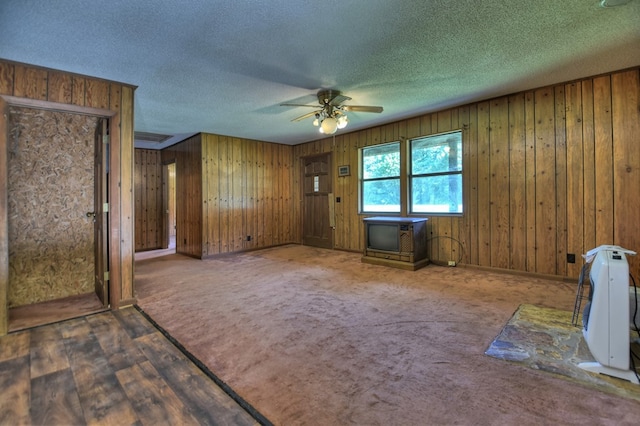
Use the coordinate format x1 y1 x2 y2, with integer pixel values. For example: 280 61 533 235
362 217 428 270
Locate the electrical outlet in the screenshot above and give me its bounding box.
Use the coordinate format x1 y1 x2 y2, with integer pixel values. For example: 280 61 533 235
567 253 576 264
448 260 456 267
247 235 252 241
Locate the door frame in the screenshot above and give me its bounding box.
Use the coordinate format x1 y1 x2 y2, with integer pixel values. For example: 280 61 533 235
0 95 118 335
300 152 334 249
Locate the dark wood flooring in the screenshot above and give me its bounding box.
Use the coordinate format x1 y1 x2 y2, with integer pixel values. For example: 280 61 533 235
8 292 107 332
0 307 260 425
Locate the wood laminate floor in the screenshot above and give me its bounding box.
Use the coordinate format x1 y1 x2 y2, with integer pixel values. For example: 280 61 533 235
8 292 107 332
0 307 261 426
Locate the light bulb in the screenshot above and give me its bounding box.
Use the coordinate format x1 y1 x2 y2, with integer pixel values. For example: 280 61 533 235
320 117 338 134
337 115 348 129
313 118 319 126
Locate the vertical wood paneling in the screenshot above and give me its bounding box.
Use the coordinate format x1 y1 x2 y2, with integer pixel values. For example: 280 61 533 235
592 76 614 247
164 135 202 257
612 70 640 278
476 102 491 267
292 67 640 279
524 91 537 273
508 94 526 271
489 98 510 269
71 77 86 106
554 85 567 277
565 82 583 276
134 149 162 251
85 80 110 110
167 134 297 259
467 106 479 265
0 62 15 95
534 87 557 275
581 80 595 258
0 98 8 335
118 85 135 303
13 65 47 100
47 72 72 104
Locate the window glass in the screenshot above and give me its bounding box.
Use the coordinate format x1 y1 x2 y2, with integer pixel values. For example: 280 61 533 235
410 131 463 214
361 142 401 213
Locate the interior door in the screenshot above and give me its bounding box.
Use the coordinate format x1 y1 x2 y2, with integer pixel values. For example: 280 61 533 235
302 153 333 249
93 118 108 306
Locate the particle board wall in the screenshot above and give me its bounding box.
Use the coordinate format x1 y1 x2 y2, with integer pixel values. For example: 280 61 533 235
7 106 97 307
0 58 136 336
134 149 163 251
292 67 640 280
160 133 296 258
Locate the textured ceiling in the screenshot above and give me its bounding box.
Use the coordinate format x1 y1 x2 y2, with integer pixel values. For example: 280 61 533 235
1 0 639 146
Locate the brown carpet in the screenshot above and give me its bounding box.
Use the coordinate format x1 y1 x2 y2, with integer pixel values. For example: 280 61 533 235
135 245 640 425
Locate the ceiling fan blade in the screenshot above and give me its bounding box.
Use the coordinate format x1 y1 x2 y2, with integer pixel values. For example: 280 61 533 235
291 110 320 122
343 105 384 113
280 103 320 108
328 94 352 106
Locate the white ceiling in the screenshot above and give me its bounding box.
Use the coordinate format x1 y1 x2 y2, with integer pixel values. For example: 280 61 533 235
1 0 639 147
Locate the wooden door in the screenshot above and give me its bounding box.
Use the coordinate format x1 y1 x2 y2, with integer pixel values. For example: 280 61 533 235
302 153 333 249
94 118 108 306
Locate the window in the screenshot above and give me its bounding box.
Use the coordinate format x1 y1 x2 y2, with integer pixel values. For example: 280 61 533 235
410 131 462 214
360 142 400 213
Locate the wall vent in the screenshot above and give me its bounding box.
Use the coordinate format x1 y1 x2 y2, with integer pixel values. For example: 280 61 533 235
134 131 173 143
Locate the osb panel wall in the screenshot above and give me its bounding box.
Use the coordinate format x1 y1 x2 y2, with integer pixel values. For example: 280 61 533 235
293 67 640 280
8 106 98 307
134 149 162 251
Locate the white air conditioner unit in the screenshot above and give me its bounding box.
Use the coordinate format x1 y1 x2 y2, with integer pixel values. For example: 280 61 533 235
579 245 639 384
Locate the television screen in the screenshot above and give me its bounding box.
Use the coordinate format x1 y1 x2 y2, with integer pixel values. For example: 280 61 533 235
368 223 399 252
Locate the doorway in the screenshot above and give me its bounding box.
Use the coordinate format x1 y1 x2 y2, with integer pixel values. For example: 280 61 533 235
6 106 108 331
165 162 176 250
302 153 334 249
134 161 176 261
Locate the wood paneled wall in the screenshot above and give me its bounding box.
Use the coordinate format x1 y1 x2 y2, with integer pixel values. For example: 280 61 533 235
201 133 294 256
134 149 163 251
160 133 296 258
0 59 136 335
293 67 640 280
162 135 203 257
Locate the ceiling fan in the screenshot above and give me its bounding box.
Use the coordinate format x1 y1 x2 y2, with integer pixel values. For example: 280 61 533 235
280 90 383 134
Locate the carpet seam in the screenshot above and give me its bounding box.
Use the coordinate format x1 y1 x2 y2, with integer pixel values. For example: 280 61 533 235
133 304 273 426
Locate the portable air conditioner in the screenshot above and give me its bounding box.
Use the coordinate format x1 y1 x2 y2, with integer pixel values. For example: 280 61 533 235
579 245 639 384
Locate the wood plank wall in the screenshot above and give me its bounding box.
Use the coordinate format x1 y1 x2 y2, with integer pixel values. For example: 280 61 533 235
0 59 136 335
162 135 203 257
201 133 294 256
158 133 296 258
292 67 640 280
134 149 163 251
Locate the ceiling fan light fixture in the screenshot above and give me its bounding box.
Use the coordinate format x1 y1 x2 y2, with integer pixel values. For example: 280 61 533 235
321 116 338 134
337 114 348 129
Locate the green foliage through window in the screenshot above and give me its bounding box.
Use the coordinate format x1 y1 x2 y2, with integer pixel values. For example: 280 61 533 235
361 142 400 212
359 131 463 215
410 131 462 214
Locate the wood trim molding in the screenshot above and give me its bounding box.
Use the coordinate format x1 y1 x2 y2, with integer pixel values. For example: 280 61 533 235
0 95 115 118
0 96 121 336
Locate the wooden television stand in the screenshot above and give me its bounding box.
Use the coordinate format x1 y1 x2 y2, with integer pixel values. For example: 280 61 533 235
361 217 429 271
